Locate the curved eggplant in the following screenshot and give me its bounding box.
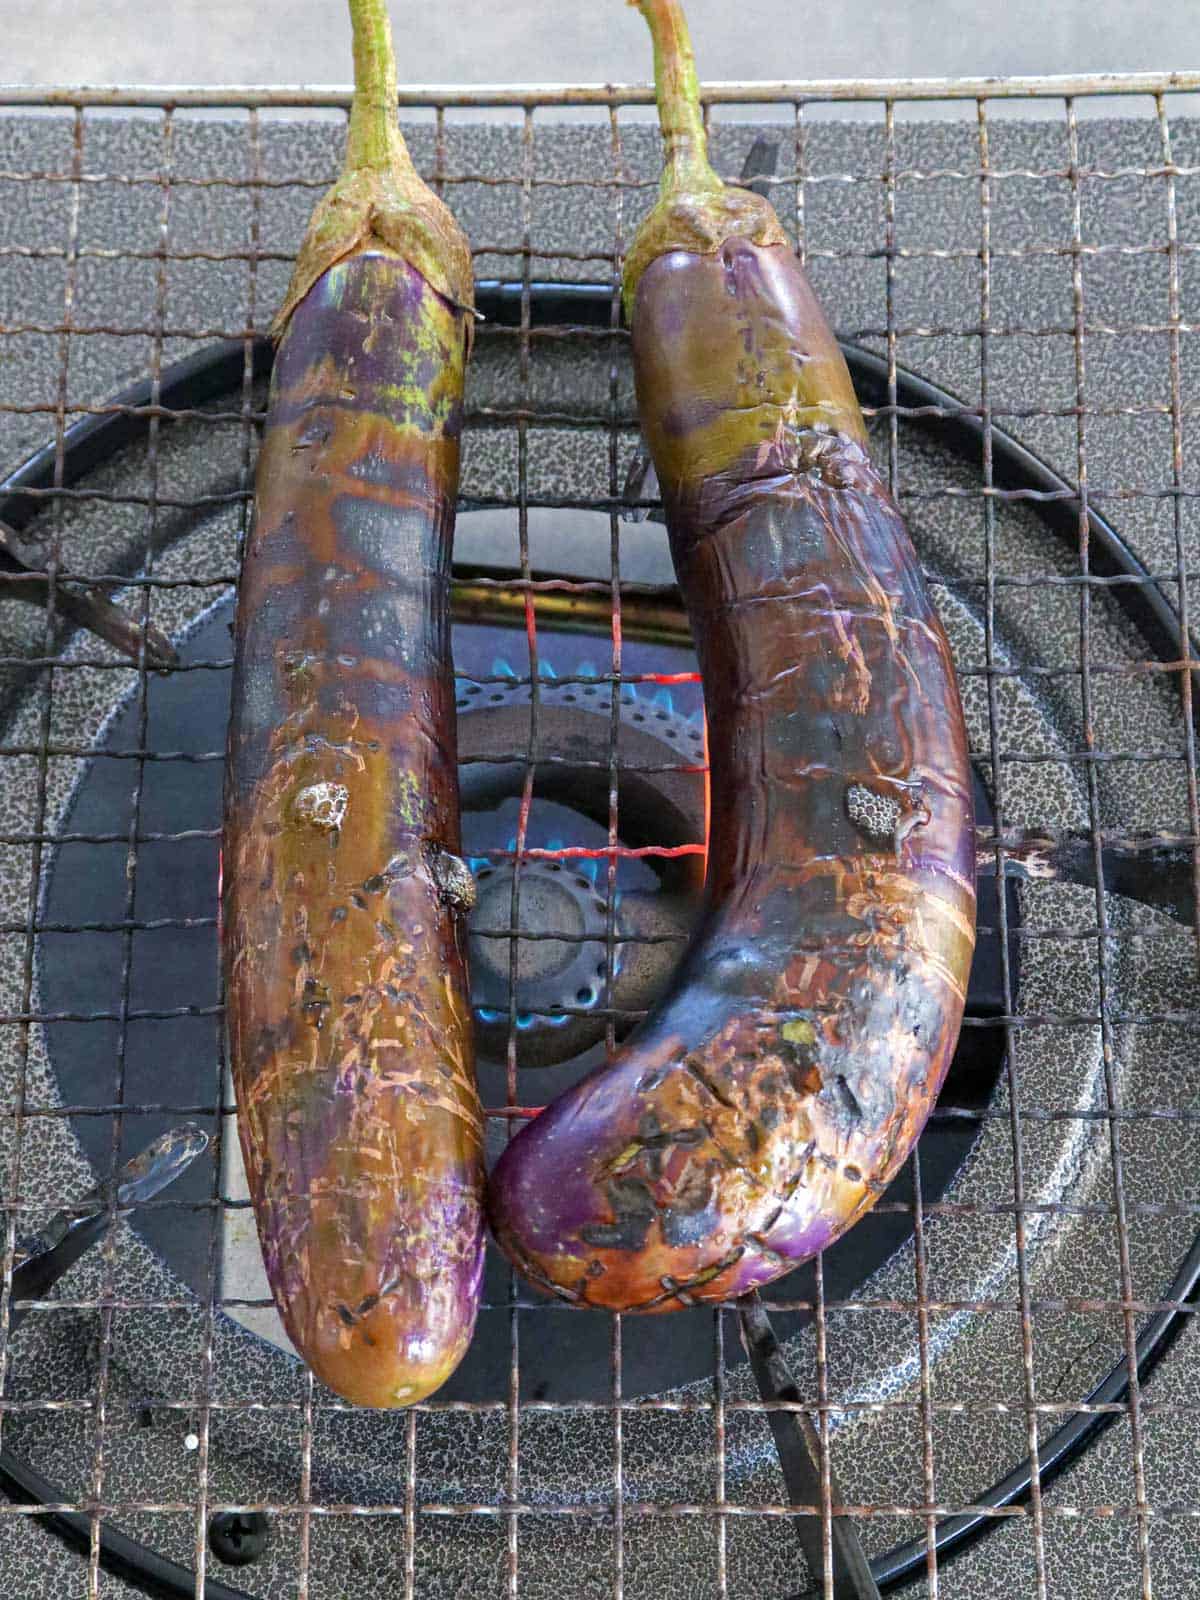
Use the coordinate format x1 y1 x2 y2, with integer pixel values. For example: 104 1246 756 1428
222 0 483 1404
486 0 976 1312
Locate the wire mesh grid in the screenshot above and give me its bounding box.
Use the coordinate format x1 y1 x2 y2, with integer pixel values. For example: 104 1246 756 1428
0 70 1197 1600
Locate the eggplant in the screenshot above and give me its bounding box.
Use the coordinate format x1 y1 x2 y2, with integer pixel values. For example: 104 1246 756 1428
486 0 977 1312
222 0 483 1404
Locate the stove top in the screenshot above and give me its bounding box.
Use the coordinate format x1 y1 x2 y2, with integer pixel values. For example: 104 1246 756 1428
0 99 1197 1600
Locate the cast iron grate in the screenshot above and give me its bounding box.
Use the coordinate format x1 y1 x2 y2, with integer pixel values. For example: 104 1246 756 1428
0 68 1197 1600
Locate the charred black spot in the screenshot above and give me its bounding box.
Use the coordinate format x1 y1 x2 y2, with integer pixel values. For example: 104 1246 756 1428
844 1164 863 1183
637 1111 663 1144
580 1174 657 1252
363 874 387 895
671 1125 706 1147
580 1217 653 1251
608 1176 657 1215
682 1055 736 1110
659 1161 716 1248
350 893 368 911
291 943 311 966
335 1303 355 1328
661 1205 714 1249
831 1074 862 1125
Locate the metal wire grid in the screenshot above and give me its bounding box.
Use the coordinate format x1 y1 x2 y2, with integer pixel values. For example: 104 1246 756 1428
0 70 1196 1600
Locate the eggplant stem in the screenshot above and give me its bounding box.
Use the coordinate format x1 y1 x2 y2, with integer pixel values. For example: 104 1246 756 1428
270 0 473 334
621 0 786 316
630 0 722 199
345 0 416 181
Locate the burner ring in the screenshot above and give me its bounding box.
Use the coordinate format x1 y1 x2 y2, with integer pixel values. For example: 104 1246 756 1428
456 684 707 1069
468 855 616 1030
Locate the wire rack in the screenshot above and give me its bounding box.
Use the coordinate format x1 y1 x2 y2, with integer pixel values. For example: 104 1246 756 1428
0 69 1199 1600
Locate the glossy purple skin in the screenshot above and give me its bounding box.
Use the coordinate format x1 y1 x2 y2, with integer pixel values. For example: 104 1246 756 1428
488 242 976 1312
224 251 484 1403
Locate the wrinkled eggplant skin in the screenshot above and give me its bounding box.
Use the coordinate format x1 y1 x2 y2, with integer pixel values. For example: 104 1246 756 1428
223 249 484 1404
488 241 976 1312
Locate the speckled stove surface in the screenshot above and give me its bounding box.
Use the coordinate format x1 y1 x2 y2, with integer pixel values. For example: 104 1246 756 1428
0 103 1198 1598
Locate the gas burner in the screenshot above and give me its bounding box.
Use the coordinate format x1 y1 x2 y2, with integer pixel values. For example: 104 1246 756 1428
466 853 620 1054
454 669 706 1072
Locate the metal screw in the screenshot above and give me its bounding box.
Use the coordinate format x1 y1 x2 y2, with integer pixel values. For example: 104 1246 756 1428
207 1511 269 1567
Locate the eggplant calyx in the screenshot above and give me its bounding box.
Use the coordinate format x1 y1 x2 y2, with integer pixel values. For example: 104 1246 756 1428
271 0 473 336
622 186 788 320
621 0 788 317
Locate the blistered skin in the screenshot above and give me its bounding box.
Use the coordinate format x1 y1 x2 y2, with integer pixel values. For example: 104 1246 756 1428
487 241 976 1311
223 250 484 1403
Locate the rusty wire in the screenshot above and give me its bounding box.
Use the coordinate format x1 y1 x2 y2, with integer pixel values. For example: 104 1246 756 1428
0 70 1197 1600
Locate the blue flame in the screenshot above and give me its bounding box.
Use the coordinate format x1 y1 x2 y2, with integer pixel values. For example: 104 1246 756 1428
578 856 600 886
620 682 637 704
467 855 492 876
475 1006 505 1024
538 660 557 680
516 1011 536 1030
545 1009 571 1027
653 686 675 713
492 655 518 679
577 660 599 678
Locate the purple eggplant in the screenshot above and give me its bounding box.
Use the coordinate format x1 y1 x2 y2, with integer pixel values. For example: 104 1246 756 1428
222 0 483 1404
487 0 976 1312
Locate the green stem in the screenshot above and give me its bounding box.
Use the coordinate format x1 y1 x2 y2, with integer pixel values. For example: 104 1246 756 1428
345 0 415 178
632 0 722 197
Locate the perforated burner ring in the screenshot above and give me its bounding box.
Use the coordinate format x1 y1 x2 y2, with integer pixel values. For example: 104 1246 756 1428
455 676 707 1070
468 855 617 1045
